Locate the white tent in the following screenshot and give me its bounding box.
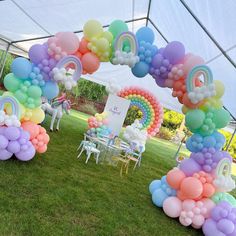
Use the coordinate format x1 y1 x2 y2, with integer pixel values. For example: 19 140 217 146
0 0 236 117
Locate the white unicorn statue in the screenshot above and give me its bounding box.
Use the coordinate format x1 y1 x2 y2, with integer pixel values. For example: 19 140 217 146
41 94 71 131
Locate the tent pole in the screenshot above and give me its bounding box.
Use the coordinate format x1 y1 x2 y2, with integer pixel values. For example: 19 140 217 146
0 43 10 79
148 18 169 43
146 0 152 26
180 0 236 69
225 126 236 151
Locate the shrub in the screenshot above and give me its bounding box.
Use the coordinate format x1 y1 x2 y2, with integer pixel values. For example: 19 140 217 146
0 50 14 84
163 108 184 130
156 127 174 141
78 103 98 115
124 106 143 126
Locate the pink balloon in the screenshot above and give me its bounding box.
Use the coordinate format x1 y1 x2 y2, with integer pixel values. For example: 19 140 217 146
163 197 182 218
79 37 90 54
55 32 80 54
201 198 215 218
183 53 204 75
192 215 205 227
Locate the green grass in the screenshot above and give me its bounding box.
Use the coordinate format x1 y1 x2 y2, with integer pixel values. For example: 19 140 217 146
0 110 234 236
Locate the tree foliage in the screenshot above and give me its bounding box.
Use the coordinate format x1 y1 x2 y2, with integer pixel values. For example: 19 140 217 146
0 50 14 85
71 79 108 102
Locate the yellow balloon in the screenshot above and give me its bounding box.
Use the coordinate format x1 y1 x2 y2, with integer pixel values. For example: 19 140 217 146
30 107 45 124
83 20 103 40
102 31 113 43
96 38 109 51
214 80 225 98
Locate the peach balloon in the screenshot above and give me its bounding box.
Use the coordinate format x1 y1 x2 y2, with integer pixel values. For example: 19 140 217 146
79 37 90 54
21 121 39 139
81 52 100 74
180 177 203 199
183 54 204 75
202 183 215 198
166 168 186 189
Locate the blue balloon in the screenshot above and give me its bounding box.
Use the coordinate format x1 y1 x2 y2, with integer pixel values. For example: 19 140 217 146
136 27 155 44
152 188 168 207
41 81 59 100
149 180 161 194
11 57 32 79
131 61 149 78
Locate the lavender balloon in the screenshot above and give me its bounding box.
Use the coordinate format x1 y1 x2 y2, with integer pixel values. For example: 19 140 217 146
191 148 232 173
29 44 49 64
179 158 201 176
0 127 36 161
163 41 185 64
203 201 236 236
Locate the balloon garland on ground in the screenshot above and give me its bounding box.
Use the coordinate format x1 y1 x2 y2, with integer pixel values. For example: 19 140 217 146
117 87 163 137
0 18 235 235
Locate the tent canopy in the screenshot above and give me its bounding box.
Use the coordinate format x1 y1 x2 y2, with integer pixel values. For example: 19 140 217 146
0 0 236 117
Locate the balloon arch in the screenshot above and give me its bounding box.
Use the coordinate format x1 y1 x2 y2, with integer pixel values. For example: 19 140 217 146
0 19 235 235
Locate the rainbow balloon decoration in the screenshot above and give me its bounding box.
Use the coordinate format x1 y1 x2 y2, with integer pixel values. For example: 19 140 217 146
118 87 163 137
0 95 21 119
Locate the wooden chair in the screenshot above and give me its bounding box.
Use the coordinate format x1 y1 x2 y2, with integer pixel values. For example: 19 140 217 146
111 154 130 177
126 145 145 170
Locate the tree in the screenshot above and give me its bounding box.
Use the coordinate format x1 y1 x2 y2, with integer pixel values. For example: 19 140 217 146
0 50 14 85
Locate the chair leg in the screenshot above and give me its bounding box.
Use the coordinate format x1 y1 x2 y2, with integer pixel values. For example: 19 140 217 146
125 161 129 174
133 161 138 170
77 148 84 159
77 143 83 151
85 152 91 164
95 153 100 164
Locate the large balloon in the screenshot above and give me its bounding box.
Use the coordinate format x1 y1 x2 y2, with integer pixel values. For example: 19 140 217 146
11 58 32 79
41 81 59 100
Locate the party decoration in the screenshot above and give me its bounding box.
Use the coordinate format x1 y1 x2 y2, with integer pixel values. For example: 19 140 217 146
118 87 163 137
150 176 176 207
203 201 236 236
187 65 216 104
112 32 139 68
105 79 121 95
123 119 148 148
87 112 112 138
2 19 234 236
186 131 225 153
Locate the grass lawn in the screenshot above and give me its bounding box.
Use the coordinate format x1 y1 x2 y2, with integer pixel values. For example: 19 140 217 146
0 110 235 236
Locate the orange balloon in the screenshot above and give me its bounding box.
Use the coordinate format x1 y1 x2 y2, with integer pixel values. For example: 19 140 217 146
166 168 186 190
180 177 203 199
81 52 100 74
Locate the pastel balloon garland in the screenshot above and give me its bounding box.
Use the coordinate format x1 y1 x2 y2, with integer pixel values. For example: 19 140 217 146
1 19 235 235
117 87 163 137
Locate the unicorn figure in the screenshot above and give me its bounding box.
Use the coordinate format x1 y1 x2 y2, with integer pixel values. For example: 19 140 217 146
41 94 71 131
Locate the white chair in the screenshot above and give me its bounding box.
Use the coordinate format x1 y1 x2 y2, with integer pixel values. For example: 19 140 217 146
126 144 145 170
77 140 101 164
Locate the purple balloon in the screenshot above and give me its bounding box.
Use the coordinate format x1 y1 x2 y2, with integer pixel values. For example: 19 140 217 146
7 140 21 153
179 158 201 176
163 41 185 64
0 135 8 149
203 201 236 236
0 149 12 160
29 44 49 64
155 77 166 88
4 127 20 141
15 144 36 161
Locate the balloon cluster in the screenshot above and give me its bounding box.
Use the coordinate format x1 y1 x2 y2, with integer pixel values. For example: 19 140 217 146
118 87 163 137
122 119 148 149
0 94 49 161
149 48 234 234
87 112 112 137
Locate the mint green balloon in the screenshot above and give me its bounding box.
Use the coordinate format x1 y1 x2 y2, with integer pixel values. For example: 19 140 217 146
15 90 28 103
27 85 42 98
185 109 205 131
34 98 42 107
211 192 236 207
108 20 128 39
3 73 21 92
213 108 231 128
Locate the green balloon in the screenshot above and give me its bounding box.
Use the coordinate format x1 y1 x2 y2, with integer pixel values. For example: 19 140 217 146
15 90 28 103
213 108 231 128
185 109 205 131
3 73 21 92
27 85 42 98
34 98 42 107
212 192 236 207
108 20 128 39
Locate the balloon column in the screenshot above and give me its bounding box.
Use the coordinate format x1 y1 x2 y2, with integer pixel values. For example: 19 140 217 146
118 87 163 137
87 112 112 138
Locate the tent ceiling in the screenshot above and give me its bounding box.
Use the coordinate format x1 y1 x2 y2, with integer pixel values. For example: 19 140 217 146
0 0 236 117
